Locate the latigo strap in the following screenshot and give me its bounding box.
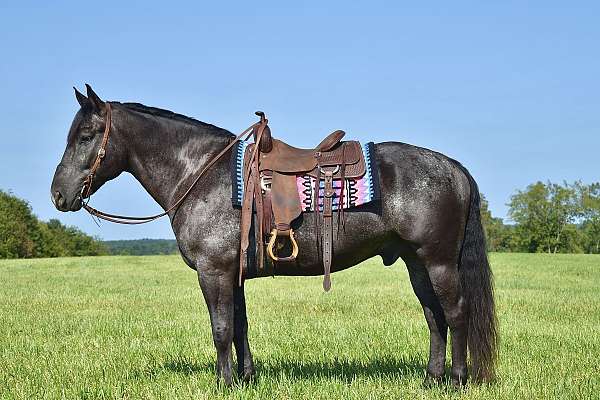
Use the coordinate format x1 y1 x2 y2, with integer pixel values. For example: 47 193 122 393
322 169 335 291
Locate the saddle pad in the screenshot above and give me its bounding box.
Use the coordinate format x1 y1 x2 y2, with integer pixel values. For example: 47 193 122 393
231 141 380 210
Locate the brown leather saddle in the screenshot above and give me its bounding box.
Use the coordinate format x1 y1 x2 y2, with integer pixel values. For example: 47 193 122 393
239 112 366 291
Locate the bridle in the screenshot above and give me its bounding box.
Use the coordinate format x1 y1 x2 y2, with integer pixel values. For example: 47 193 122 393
81 103 113 200
80 103 265 224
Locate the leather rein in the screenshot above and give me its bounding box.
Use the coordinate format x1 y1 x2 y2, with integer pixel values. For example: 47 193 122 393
81 103 262 224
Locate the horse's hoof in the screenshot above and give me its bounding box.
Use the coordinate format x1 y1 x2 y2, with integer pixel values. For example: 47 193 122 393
240 368 256 384
451 375 468 390
236 363 256 385
422 374 444 388
216 373 234 388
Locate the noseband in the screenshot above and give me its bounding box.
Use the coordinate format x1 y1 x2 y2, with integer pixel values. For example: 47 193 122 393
81 103 264 224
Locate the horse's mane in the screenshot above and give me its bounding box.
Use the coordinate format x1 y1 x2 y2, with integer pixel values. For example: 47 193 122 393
115 102 233 136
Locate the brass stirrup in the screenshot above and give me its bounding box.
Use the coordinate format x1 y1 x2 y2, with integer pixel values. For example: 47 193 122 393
267 229 299 262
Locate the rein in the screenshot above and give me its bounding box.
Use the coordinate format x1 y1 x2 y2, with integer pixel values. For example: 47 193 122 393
81 103 262 224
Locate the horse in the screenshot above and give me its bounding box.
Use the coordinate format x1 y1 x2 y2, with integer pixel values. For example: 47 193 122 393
51 85 497 387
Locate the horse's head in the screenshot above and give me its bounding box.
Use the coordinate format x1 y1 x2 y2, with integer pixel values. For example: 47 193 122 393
51 85 127 211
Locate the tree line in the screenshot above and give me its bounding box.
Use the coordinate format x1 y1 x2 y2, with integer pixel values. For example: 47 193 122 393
104 239 179 255
481 181 600 254
0 190 107 258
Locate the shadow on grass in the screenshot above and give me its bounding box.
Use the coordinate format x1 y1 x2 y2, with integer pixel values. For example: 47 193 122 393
160 358 212 375
259 356 425 382
159 355 425 383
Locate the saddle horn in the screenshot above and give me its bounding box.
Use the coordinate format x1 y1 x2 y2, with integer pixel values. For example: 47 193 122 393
253 111 273 153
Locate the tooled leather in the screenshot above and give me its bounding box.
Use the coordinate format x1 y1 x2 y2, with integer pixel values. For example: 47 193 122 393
316 141 362 165
316 130 345 152
306 141 365 179
257 139 365 179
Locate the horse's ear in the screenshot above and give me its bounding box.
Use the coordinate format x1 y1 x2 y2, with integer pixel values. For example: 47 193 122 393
73 87 89 108
85 83 105 112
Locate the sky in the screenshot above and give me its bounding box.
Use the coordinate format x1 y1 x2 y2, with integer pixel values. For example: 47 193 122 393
1 1 598 240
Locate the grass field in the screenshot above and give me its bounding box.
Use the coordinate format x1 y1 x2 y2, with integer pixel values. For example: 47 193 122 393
1 253 599 399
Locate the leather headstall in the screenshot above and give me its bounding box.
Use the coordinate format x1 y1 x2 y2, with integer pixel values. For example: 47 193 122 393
81 103 112 200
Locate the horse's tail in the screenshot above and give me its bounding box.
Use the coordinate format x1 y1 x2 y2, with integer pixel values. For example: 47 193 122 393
456 166 498 382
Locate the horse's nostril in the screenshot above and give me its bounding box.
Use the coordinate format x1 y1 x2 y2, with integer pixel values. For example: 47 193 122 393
53 191 66 208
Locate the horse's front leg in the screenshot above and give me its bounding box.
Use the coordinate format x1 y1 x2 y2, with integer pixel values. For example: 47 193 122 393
197 265 236 385
233 283 255 382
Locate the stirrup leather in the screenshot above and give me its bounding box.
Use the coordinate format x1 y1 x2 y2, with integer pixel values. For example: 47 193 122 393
267 228 299 262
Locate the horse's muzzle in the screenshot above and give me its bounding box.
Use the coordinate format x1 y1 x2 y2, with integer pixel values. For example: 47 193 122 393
51 190 82 212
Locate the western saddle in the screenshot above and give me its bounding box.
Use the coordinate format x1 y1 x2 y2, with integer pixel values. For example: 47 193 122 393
239 112 366 291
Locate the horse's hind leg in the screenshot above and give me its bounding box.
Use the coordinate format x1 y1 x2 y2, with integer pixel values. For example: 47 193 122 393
425 262 468 387
197 266 235 385
406 261 448 385
233 283 255 382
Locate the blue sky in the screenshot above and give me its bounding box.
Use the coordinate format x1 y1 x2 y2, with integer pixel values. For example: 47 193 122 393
1 2 598 240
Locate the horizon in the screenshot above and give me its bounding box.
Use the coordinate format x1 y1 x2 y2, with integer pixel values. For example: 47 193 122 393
1 2 599 240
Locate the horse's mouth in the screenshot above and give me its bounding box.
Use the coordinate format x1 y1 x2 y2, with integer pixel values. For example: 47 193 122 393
69 196 83 212
52 194 83 212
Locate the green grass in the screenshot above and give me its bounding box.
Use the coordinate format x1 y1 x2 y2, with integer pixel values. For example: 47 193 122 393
1 253 599 399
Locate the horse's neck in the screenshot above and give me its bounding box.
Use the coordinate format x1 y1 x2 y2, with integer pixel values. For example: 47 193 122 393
123 113 231 211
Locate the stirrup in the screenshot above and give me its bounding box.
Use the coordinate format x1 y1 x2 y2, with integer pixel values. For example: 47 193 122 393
267 228 299 262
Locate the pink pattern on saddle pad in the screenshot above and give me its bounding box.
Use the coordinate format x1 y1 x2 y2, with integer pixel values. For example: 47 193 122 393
296 174 372 212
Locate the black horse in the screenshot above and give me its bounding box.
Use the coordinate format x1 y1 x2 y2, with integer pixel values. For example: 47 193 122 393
51 85 497 387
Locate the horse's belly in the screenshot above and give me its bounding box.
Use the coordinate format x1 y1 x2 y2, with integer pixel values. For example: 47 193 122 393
245 213 389 279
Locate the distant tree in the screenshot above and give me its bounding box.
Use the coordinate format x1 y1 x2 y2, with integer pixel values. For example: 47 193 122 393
44 219 108 257
0 190 107 259
0 190 41 258
508 182 582 253
578 182 600 253
103 239 179 256
480 194 512 252
36 221 67 257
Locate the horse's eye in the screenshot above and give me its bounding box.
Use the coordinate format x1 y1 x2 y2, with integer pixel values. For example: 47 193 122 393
80 135 93 143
